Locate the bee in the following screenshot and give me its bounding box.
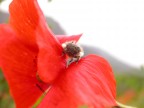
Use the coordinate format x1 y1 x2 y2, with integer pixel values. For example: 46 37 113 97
62 41 84 64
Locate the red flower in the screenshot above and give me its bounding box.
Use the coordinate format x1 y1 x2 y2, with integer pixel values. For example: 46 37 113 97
0 0 117 108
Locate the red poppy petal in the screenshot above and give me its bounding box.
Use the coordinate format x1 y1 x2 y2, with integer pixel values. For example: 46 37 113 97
9 0 59 46
37 39 66 83
9 0 66 84
0 24 49 108
38 54 117 108
56 34 82 44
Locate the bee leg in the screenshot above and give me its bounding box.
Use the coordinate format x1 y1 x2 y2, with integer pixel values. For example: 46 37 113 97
75 56 80 64
66 61 69 68
66 58 73 68
69 58 73 63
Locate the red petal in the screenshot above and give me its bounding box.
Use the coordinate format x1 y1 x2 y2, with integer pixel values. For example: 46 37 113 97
9 0 66 84
0 24 49 108
37 34 83 83
37 39 66 83
9 0 59 46
38 55 117 108
56 34 82 44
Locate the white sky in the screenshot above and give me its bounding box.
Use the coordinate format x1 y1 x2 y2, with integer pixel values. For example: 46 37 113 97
0 0 144 67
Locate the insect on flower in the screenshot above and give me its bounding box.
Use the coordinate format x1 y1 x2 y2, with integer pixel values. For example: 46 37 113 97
0 0 118 108
62 41 84 64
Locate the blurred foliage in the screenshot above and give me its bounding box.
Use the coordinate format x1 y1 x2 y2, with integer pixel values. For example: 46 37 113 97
0 68 144 108
115 73 144 108
0 0 4 3
0 70 14 108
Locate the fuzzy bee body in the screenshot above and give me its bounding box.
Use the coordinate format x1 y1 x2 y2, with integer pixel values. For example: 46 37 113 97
62 41 84 64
